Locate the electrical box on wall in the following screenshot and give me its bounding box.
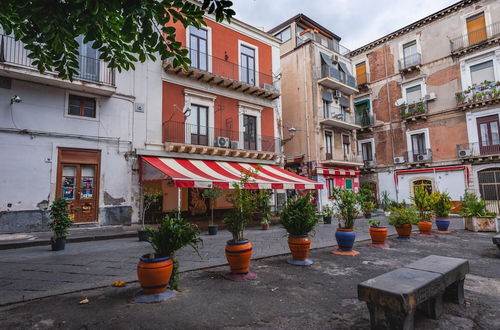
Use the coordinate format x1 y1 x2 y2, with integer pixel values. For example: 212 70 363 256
0 77 12 89
135 103 145 113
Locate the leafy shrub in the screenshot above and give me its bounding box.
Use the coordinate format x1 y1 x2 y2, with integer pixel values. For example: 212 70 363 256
331 188 361 229
48 198 73 238
459 192 495 217
388 206 420 227
361 201 375 215
280 193 319 236
368 219 382 227
412 186 433 221
430 191 452 218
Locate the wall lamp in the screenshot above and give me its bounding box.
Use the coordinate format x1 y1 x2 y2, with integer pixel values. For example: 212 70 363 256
10 95 22 104
281 127 297 146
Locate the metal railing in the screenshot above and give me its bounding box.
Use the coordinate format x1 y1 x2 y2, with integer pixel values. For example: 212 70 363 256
324 152 362 163
317 65 357 89
296 33 351 56
399 101 428 119
323 107 354 124
355 111 374 127
169 48 277 92
450 21 500 53
0 34 115 85
405 148 432 163
162 120 280 153
398 53 422 71
455 81 500 106
356 72 370 86
457 141 500 158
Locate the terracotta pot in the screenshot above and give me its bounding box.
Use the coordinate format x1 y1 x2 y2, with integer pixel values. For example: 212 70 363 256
225 240 252 274
288 235 311 261
395 224 412 238
262 223 270 230
137 254 173 294
369 226 387 244
418 221 432 235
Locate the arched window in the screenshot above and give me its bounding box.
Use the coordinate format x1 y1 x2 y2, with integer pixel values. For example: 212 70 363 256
477 168 500 201
413 179 433 195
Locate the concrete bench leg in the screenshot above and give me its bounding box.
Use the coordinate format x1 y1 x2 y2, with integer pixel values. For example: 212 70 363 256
445 278 465 304
418 293 443 320
367 303 415 330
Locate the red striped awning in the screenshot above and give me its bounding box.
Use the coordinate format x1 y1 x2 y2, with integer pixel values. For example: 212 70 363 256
141 157 323 190
316 168 359 176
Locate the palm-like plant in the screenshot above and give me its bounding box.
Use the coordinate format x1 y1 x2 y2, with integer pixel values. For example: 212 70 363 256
411 186 433 221
331 188 361 229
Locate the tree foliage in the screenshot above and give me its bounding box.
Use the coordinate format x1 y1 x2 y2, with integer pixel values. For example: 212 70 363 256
48 198 73 238
280 193 319 236
0 0 235 79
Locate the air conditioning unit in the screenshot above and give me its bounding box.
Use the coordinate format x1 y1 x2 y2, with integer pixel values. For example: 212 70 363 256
424 92 437 101
230 141 239 149
333 90 341 98
417 153 432 161
458 149 472 158
364 160 375 168
394 156 406 164
332 54 339 63
214 136 230 148
395 98 406 107
262 83 276 92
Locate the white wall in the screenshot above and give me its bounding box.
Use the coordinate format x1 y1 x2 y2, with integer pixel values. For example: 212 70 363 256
396 170 466 202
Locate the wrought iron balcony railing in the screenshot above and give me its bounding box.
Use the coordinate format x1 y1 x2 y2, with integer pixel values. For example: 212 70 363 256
0 34 115 85
162 120 280 153
324 152 362 164
355 111 374 127
455 80 500 107
450 21 500 53
399 100 428 119
296 33 351 56
457 142 500 158
398 53 421 71
317 65 357 89
405 149 432 163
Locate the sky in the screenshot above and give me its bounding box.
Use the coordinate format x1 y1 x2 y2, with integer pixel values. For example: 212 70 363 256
231 0 459 50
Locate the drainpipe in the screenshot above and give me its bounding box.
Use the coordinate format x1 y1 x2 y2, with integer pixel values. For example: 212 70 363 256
303 45 312 172
383 43 399 202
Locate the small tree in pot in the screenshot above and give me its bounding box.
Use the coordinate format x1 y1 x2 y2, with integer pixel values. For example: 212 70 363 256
331 188 361 255
136 187 162 241
138 214 202 295
322 205 334 224
361 201 376 219
202 186 223 235
412 186 434 235
257 190 273 230
280 193 320 265
459 192 497 232
430 191 452 232
48 198 73 251
388 206 420 240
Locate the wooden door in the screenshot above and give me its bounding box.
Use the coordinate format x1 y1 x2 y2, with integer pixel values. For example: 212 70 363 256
467 12 487 45
57 149 100 223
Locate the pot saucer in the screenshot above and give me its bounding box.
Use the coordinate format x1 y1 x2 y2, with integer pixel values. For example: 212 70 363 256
134 290 176 303
369 243 390 248
332 249 360 256
287 259 313 266
224 271 257 281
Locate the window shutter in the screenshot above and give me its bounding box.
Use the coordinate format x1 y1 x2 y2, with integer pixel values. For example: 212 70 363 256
466 12 487 45
356 62 367 84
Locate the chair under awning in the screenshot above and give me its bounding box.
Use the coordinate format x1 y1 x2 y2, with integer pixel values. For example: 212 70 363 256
140 157 324 190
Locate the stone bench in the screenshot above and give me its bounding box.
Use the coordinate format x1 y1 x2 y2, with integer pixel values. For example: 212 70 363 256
358 255 469 330
493 234 500 251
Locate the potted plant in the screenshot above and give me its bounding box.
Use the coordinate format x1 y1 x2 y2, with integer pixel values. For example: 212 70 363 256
138 214 201 294
48 198 73 251
412 186 433 235
380 191 391 216
280 193 320 265
137 187 162 241
361 201 376 219
430 191 452 232
388 206 420 240
322 205 334 224
368 219 388 248
459 192 497 232
257 190 272 230
331 188 361 254
202 187 223 235
223 169 260 277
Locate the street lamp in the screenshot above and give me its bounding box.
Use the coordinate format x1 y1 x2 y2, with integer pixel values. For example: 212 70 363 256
281 126 297 145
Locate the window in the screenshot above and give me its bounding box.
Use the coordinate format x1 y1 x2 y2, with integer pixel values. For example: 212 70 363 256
345 178 353 191
466 12 487 45
478 168 500 204
68 95 96 118
76 35 99 82
356 62 367 85
402 40 419 68
243 115 257 150
327 179 335 198
470 60 494 85
342 134 350 159
477 115 500 155
189 26 208 71
413 179 433 195
355 100 371 126
240 45 256 85
325 131 333 160
361 142 373 162
186 104 209 146
405 84 422 104
411 133 427 158
323 100 332 118
274 27 291 42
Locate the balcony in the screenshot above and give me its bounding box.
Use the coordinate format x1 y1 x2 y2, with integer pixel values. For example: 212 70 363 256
163 49 280 100
320 110 360 130
162 120 280 161
450 21 500 55
316 66 358 95
296 33 351 56
455 80 500 110
457 142 500 161
398 53 422 73
405 149 432 164
399 101 428 121
0 34 115 95
355 111 374 128
357 72 370 88
361 158 377 172
321 152 363 167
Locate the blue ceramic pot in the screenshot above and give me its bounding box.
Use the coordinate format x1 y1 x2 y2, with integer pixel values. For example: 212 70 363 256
335 229 356 252
435 218 450 231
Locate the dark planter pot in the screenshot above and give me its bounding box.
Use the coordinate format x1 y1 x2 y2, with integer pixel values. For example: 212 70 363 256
261 223 270 230
395 224 412 238
208 225 218 235
435 218 450 231
51 237 66 251
364 213 371 219
335 229 356 252
323 216 332 224
138 229 150 242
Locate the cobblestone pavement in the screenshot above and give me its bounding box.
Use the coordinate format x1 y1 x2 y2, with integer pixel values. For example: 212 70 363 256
0 226 497 330
0 216 465 306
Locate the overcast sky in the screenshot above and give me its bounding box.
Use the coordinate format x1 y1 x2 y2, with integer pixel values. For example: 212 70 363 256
231 0 458 50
